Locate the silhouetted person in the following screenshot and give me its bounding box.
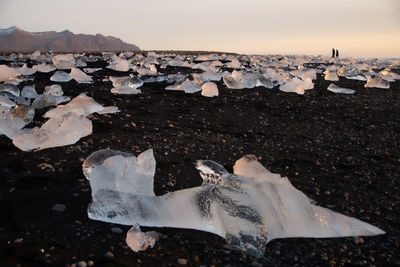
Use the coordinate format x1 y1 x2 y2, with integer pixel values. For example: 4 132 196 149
335 49 339 58
332 48 335 58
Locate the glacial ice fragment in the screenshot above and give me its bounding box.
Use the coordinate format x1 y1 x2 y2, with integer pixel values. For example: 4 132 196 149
21 85 39 99
43 93 119 119
0 109 26 139
279 77 313 95
364 75 390 89
327 84 355 94
50 71 72 82
0 96 16 109
107 56 130 72
31 95 71 110
111 86 141 95
52 54 75 69
84 150 385 257
166 79 202 94
201 82 219 97
83 68 102 74
378 69 400 82
324 70 339 81
0 65 20 82
0 83 20 97
70 67 93 84
126 226 158 252
13 112 92 151
32 63 56 73
44 84 64 96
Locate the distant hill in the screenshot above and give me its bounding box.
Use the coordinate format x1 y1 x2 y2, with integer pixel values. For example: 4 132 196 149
0 26 140 52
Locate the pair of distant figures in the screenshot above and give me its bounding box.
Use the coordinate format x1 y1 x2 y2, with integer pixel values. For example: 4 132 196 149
332 48 339 58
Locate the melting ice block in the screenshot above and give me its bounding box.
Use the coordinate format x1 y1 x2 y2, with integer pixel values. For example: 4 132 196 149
0 65 20 82
279 77 313 95
201 82 219 97
13 112 92 151
44 84 64 96
84 150 385 258
32 95 71 110
52 54 75 69
166 79 202 94
327 84 355 94
32 63 56 73
50 71 72 82
365 75 390 89
324 70 339 81
107 56 130 72
70 67 93 84
21 85 39 99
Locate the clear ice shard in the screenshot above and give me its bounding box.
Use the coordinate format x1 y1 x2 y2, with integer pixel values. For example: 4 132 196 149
279 77 313 95
107 56 130 72
32 63 56 73
111 86 141 95
84 150 385 258
43 93 119 119
364 75 390 89
324 70 339 81
126 225 158 252
201 82 219 97
44 84 64 96
0 108 27 139
0 96 16 109
21 85 39 99
327 84 355 94
165 79 202 94
13 112 92 151
50 71 73 82
70 67 93 84
31 95 71 110
0 83 20 97
52 54 75 69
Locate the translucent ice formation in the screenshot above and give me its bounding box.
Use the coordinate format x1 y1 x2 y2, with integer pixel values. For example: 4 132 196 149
21 85 39 99
201 82 219 97
52 54 75 69
324 70 339 81
0 65 20 82
166 79 202 94
84 150 384 257
0 83 20 97
107 56 130 72
44 84 64 96
327 84 355 94
126 226 158 252
365 75 390 89
32 95 71 110
279 77 314 95
378 69 400 82
50 71 72 82
0 108 27 139
13 112 92 151
32 63 56 73
70 67 93 84
83 68 102 74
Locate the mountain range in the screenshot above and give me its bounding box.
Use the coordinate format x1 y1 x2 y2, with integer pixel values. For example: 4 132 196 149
0 26 140 52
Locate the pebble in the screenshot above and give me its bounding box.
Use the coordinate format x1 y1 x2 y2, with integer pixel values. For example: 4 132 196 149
177 258 187 265
111 227 123 234
14 238 23 243
104 251 114 258
353 237 364 244
77 261 87 267
51 203 66 212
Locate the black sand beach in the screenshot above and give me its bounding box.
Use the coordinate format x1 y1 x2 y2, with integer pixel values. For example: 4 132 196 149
0 54 399 266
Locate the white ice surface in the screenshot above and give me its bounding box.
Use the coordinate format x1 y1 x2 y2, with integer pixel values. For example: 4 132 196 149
52 54 75 69
32 63 56 73
365 75 390 89
50 71 72 82
84 150 385 257
166 79 202 94
201 82 219 97
327 84 355 94
70 67 93 84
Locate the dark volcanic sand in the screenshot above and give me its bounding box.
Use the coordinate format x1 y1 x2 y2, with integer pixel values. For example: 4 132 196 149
0 56 399 266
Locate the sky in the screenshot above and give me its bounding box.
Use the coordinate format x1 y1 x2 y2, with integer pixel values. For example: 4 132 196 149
0 0 399 58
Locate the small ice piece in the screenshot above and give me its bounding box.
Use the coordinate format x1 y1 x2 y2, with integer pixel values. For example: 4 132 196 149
279 77 313 95
201 70 223 82
16 96 30 106
44 93 119 118
70 67 93 84
109 76 143 89
0 83 20 97
0 109 26 139
364 75 390 89
111 85 141 95
107 56 130 72
19 64 36 76
0 65 20 82
10 105 35 124
52 54 75 69
223 75 244 89
201 82 219 97
32 63 56 73
256 76 274 89
44 84 64 96
30 50 42 61
126 225 158 252
136 64 157 76
166 79 202 94
327 84 355 94
84 150 384 258
378 69 400 82
345 75 368 81
290 69 317 81
0 96 16 109
21 85 39 99
324 70 339 81
50 71 72 82
225 57 241 69
83 68 102 74
13 112 92 151
31 95 71 110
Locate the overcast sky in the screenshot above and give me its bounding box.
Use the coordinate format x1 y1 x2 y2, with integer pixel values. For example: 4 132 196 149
0 0 399 58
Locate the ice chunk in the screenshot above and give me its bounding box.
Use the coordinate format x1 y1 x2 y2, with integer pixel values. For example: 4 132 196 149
327 84 355 94
85 150 384 257
32 63 56 73
225 57 241 69
166 79 202 94
10 105 35 124
107 56 130 72
70 67 93 84
44 84 64 96
13 112 92 151
19 64 36 76
126 226 158 252
365 75 390 89
0 96 16 109
200 70 223 82
44 93 119 119
31 95 71 110
50 71 72 82
111 86 141 95
0 65 20 82
109 76 143 89
201 82 219 97
21 85 39 99
279 77 313 95
345 75 368 81
52 54 75 69
256 76 274 89
324 70 339 81
0 83 20 97
378 69 400 82
0 109 26 139
83 68 102 74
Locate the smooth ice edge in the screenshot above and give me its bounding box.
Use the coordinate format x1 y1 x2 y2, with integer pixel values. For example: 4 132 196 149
327 84 355 94
84 149 385 258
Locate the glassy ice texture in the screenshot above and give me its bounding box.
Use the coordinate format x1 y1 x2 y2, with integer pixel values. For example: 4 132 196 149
70 67 93 84
324 70 339 81
52 54 75 69
365 75 390 89
125 226 158 252
50 71 72 82
31 95 71 110
0 65 20 82
21 85 39 99
84 150 384 257
327 84 355 94
32 63 56 73
13 112 92 151
280 77 313 95
0 83 20 97
107 56 130 72
201 82 219 97
44 84 64 96
166 79 202 94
